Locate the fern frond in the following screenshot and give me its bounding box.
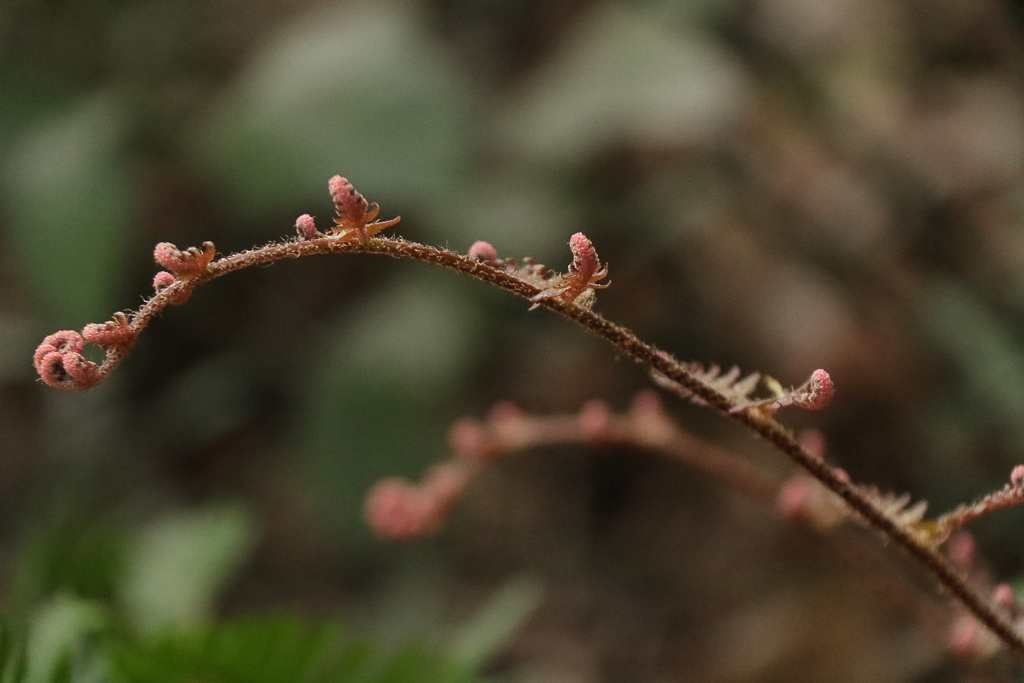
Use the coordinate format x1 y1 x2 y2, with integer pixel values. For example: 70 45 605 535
653 363 832 416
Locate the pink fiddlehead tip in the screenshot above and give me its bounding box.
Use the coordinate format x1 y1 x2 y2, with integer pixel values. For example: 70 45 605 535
801 369 834 410
327 176 399 240
154 241 216 278
153 271 176 292
1011 465 1024 488
448 417 494 463
993 583 1018 615
777 476 814 522
82 312 134 348
329 176 366 221
578 399 612 442
949 615 981 658
467 240 499 265
568 232 598 277
33 331 101 390
529 232 609 308
152 271 191 305
295 214 318 240
363 477 435 540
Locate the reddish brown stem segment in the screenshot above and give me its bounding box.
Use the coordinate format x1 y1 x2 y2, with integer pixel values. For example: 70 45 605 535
32 231 1024 656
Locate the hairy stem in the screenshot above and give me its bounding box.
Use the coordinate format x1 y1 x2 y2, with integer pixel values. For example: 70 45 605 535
51 233 1024 655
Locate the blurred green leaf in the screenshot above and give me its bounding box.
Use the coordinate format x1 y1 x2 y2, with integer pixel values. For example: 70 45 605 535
0 66 78 155
193 2 475 217
299 271 481 542
2 92 136 326
23 595 106 683
111 615 476 683
495 3 748 163
918 280 1024 433
369 644 472 683
11 522 124 612
119 505 258 635
450 575 544 672
112 616 366 683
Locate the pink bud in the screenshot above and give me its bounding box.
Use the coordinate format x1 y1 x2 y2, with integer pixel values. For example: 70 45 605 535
295 214 318 240
329 176 365 215
777 476 813 522
61 353 100 386
153 271 191 305
568 232 599 279
1011 465 1024 488
35 351 72 389
993 583 1017 614
448 417 494 463
797 369 833 410
363 477 436 541
153 271 176 292
33 330 83 365
949 615 979 658
468 241 499 265
154 241 216 278
82 313 134 348
33 331 102 390
329 175 371 235
578 400 611 442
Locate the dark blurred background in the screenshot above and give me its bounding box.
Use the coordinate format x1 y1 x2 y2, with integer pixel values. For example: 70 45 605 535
2 0 1024 680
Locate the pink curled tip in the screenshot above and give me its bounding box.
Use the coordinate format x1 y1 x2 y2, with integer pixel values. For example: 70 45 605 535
327 176 399 239
329 176 365 218
765 369 835 414
154 241 215 278
448 417 495 463
153 271 176 292
295 214 318 240
569 233 599 276
467 240 499 265
61 352 100 386
35 351 70 389
799 369 833 410
528 232 609 308
1011 465 1024 488
363 477 439 541
777 476 813 522
578 400 612 442
33 331 101 390
153 271 191 305
82 313 134 348
33 330 83 366
949 615 980 658
993 583 1017 614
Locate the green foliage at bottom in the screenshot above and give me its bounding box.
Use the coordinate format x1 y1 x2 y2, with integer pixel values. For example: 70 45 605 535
0 612 475 683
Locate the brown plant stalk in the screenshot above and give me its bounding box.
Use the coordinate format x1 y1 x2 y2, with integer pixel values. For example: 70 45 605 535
367 398 951 646
33 178 1024 656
